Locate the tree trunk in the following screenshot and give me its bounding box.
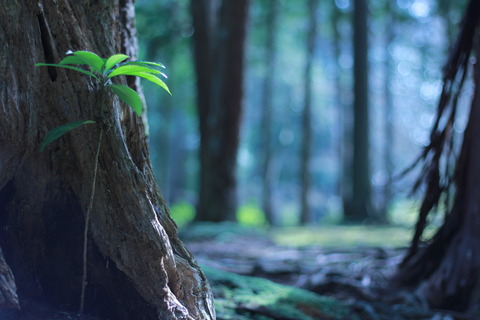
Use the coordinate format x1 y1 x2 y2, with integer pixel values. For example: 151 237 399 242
394 1 480 312
331 4 354 220
300 0 318 225
191 0 250 222
0 248 18 309
260 0 278 226
140 1 182 205
396 51 480 311
0 1 214 319
378 1 395 224
344 0 374 222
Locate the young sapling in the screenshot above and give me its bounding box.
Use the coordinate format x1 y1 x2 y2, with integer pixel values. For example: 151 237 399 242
36 50 170 314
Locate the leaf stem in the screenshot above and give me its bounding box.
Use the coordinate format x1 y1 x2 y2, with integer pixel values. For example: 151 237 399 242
79 126 103 315
79 88 107 314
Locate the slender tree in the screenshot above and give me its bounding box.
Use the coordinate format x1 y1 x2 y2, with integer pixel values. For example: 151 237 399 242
331 3 354 219
300 0 319 225
394 0 480 312
260 0 279 226
190 0 250 222
379 1 396 224
0 2 214 319
345 0 374 222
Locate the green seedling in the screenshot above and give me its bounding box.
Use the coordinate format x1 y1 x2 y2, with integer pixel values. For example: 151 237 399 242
36 50 170 151
36 50 170 314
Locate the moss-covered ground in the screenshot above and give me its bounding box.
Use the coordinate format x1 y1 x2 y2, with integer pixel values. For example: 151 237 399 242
202 264 356 320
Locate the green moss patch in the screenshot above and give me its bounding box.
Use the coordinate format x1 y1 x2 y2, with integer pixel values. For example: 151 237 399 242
202 264 355 320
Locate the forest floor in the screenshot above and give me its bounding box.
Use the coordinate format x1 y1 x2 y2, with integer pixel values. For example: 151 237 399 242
181 222 470 320
1 223 472 320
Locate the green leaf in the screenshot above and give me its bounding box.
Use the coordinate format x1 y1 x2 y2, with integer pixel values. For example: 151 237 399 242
64 51 105 73
122 61 168 78
40 120 96 151
35 63 99 80
134 72 171 95
124 60 166 68
104 54 130 73
35 62 64 68
108 84 143 117
60 55 90 66
107 65 162 78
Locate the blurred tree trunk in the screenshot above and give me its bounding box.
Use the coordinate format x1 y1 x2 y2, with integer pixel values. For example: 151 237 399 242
191 0 250 222
378 1 395 224
260 0 278 226
151 19 176 204
0 1 214 319
344 0 374 222
300 0 319 225
332 3 354 219
394 0 480 312
146 34 175 203
140 1 184 205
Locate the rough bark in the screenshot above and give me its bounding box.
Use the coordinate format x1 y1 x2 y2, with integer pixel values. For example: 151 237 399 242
0 248 18 309
191 0 250 222
0 1 214 319
394 0 480 312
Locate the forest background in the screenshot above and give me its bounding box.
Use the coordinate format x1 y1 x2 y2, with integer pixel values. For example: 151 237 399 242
135 0 468 228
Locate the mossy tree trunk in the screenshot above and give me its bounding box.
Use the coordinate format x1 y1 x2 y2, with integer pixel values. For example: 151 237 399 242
0 1 214 319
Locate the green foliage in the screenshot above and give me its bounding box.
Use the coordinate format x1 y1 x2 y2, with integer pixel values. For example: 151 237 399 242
236 203 266 226
36 50 171 314
61 50 104 72
35 62 99 80
104 54 129 71
129 72 171 94
108 84 143 117
35 50 170 150
39 120 96 151
108 64 160 77
169 201 196 228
